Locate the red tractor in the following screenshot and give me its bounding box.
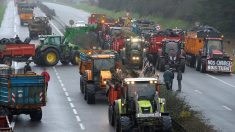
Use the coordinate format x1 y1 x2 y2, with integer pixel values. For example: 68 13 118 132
146 29 182 67
156 39 186 72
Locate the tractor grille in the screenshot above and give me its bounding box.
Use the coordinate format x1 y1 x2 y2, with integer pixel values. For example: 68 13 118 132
141 107 151 114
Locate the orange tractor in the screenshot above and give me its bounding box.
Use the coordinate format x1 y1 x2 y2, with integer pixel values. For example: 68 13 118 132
79 50 120 104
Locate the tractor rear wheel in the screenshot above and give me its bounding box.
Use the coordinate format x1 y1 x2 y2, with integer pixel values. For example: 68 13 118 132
108 105 114 126
80 78 84 94
30 108 42 121
43 48 59 66
71 51 80 65
60 59 70 65
159 58 165 72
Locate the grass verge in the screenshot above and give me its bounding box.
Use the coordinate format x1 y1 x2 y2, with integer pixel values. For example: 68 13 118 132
160 86 216 132
0 1 7 27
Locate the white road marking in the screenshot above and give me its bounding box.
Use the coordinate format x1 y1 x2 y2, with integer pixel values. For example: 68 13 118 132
67 97 72 102
59 79 62 83
73 109 78 115
222 105 232 111
206 74 235 88
79 123 85 130
55 72 58 75
63 87 67 92
49 21 64 36
194 89 202 94
57 76 61 79
10 120 15 130
61 83 64 87
70 103 75 108
76 115 81 122
65 91 69 96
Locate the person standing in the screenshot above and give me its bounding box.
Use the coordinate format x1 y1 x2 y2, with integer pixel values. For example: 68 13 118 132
177 70 182 92
163 65 174 90
41 67 50 92
24 62 32 73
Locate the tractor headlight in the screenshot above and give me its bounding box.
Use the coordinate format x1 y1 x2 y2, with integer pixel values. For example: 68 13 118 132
131 81 135 84
103 80 107 84
143 48 146 52
136 57 140 60
132 57 136 60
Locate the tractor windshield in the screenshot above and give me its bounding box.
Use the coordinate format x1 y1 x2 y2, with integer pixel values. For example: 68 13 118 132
131 42 142 50
93 58 115 71
165 42 178 54
127 82 156 100
207 40 222 54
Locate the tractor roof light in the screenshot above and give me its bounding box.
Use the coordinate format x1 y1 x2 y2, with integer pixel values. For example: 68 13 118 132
131 38 141 43
131 81 135 84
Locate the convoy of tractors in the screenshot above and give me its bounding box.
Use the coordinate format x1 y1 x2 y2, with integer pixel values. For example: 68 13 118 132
0 1 233 132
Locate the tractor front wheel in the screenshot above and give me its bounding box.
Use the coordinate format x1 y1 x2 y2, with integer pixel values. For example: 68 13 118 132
86 84 95 104
71 51 80 65
108 105 114 126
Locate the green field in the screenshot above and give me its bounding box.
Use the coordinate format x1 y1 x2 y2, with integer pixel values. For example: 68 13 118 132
0 2 6 27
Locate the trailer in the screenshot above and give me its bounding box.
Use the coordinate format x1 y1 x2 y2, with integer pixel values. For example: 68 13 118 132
0 116 12 132
0 66 46 121
0 40 35 66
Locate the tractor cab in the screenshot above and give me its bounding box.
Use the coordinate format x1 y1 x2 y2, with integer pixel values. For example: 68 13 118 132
110 77 172 131
38 35 62 46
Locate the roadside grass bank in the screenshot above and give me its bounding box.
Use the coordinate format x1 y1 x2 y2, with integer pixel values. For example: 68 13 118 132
0 1 7 27
160 86 216 132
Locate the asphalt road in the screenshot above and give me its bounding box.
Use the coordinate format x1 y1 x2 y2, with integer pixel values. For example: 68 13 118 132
0 1 235 132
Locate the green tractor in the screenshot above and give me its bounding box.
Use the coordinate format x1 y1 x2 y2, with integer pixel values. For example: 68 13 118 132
33 25 97 66
109 78 172 132
120 37 146 69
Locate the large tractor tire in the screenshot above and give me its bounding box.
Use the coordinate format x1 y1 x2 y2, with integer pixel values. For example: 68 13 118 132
60 59 70 65
80 78 84 94
86 84 95 104
119 116 132 132
108 105 114 126
162 116 172 132
33 51 44 66
43 48 59 66
71 51 80 65
195 57 201 71
200 59 206 73
3 57 12 67
30 108 42 121
159 58 165 72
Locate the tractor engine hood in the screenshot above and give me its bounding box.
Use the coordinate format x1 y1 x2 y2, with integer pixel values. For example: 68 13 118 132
100 70 112 87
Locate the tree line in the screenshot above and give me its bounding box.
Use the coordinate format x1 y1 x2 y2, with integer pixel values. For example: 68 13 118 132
92 0 235 36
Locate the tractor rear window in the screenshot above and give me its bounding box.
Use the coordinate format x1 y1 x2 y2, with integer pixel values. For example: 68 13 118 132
94 58 115 71
165 42 178 53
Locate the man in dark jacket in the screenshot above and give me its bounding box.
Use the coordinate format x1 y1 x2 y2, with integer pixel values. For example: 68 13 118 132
163 65 174 90
177 70 182 92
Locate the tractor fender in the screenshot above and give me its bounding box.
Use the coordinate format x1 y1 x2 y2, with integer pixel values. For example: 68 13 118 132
114 99 122 115
38 45 61 54
84 70 93 81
